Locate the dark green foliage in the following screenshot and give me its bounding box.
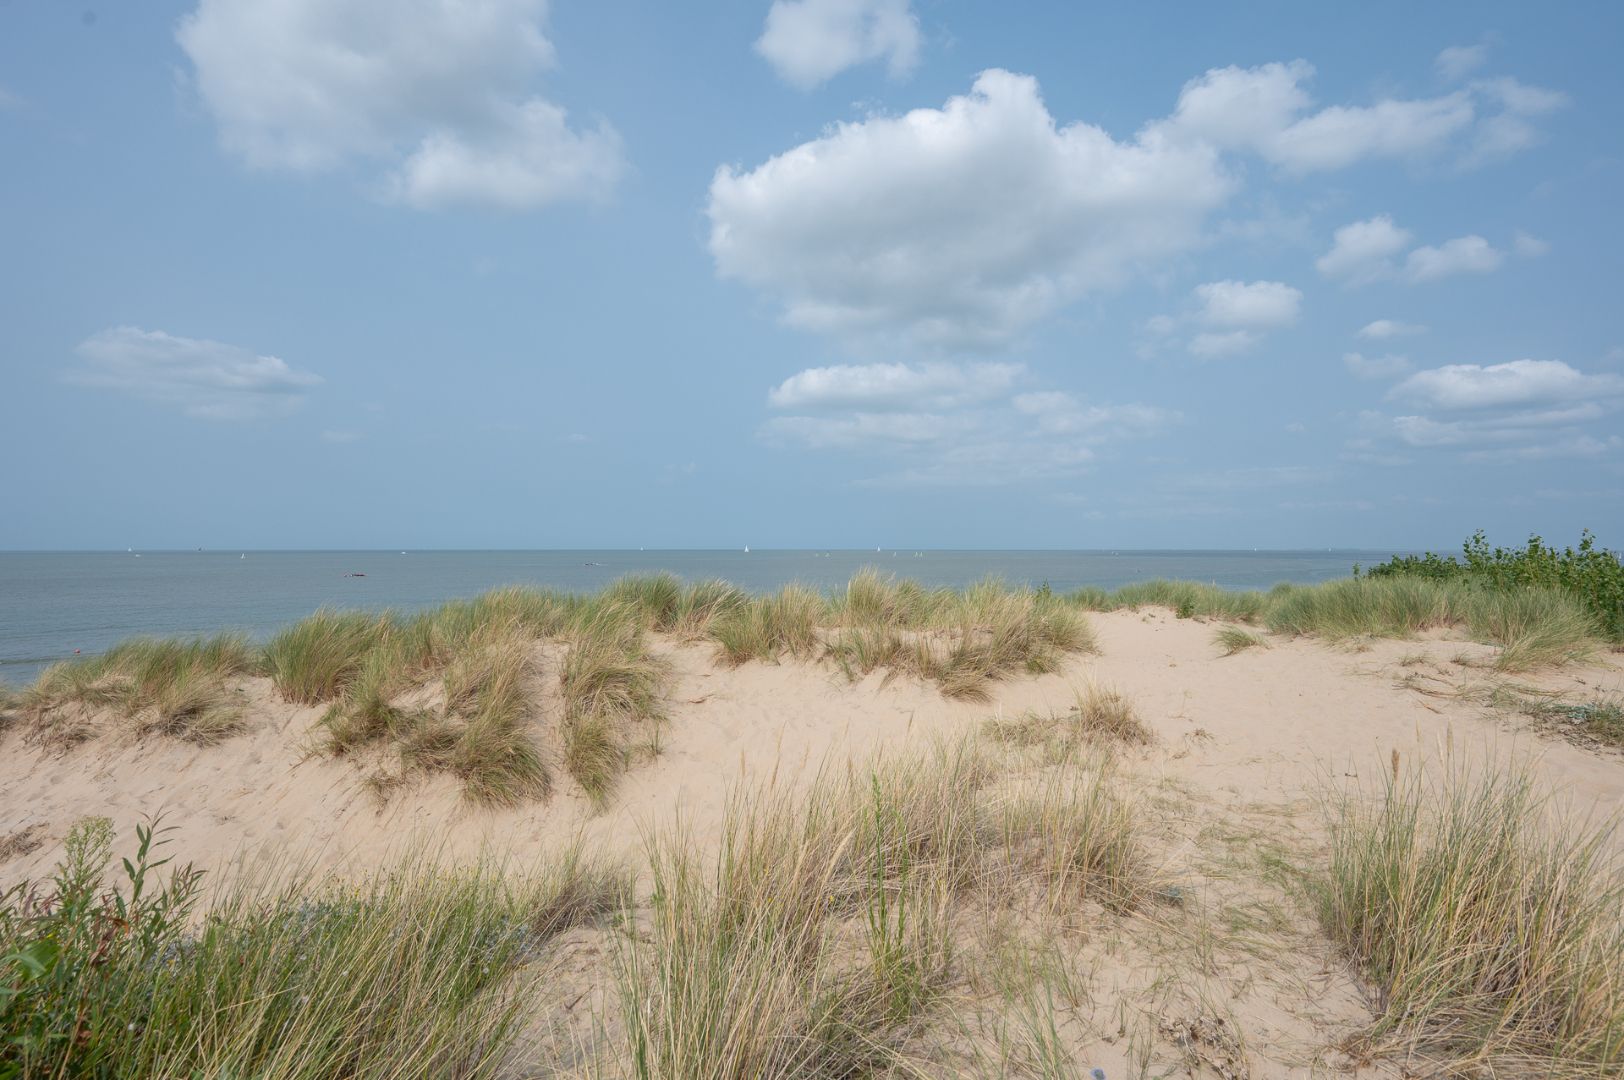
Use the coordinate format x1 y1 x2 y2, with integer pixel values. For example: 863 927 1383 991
1361 531 1624 642
0 816 203 1078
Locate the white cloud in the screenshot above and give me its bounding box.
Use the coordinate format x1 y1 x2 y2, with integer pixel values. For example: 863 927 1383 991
321 429 362 443
388 100 622 210
1403 235 1504 282
707 69 1232 349
767 361 1022 410
712 59 1562 349
1464 436 1620 463
1435 44 1488 82
1160 60 1562 173
1318 215 1504 285
1162 61 1472 173
1147 279 1301 358
1465 77 1570 163
70 326 323 420
1343 352 1413 380
176 0 622 210
1011 392 1178 437
1358 319 1426 340
1193 279 1301 328
1188 330 1259 358
1513 230 1551 257
761 411 973 449
763 362 1175 485
1316 215 1413 283
755 0 920 89
1356 357 1624 464
1391 359 1624 410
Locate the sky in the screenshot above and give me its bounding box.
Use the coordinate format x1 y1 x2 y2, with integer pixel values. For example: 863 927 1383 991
2 0 1622 551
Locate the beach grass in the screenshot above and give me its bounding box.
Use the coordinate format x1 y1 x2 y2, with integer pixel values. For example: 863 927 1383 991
22 634 255 746
1489 688 1624 749
20 561 1612 775
0 816 628 1080
1318 759 1624 1073
709 584 823 666
263 609 395 705
559 605 669 804
1461 585 1599 672
1101 579 1269 622
614 734 1146 1078
1213 624 1269 656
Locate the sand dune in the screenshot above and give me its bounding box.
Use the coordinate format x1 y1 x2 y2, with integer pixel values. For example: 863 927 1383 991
3 609 1620 1077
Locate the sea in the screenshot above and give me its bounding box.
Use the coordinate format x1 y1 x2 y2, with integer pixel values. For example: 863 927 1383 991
0 549 1401 686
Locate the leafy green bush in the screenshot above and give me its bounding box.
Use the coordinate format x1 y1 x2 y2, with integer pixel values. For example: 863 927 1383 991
1 816 202 1078
1360 531 1624 642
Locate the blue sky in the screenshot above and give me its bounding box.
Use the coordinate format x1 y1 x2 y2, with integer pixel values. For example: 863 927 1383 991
3 0 1622 551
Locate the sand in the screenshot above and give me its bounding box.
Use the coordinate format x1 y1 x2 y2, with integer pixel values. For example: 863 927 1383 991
2 609 1621 1077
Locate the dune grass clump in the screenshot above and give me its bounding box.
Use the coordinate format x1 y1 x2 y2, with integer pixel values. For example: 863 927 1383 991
1108 579 1268 622
913 585 1096 701
560 606 669 804
1264 577 1460 640
1318 760 1624 1073
0 816 626 1080
22 634 255 746
1069 682 1152 745
671 579 749 639
615 745 978 1079
985 683 1151 751
600 574 685 631
999 753 1150 915
613 737 1147 1078
709 584 824 666
262 609 395 705
1462 586 1598 672
1213 624 1269 656
1259 576 1602 670
316 617 550 807
436 620 551 806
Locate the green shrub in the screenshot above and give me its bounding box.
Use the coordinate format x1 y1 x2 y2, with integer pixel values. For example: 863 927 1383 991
1362 531 1624 642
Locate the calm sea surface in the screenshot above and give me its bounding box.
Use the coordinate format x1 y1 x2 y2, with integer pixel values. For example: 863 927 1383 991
0 549 1399 686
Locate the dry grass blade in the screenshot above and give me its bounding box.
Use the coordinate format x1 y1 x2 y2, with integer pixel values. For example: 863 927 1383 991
1213 625 1268 657
1319 757 1624 1073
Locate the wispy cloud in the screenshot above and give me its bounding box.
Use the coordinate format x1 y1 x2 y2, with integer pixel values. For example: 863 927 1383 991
70 326 323 420
762 361 1177 486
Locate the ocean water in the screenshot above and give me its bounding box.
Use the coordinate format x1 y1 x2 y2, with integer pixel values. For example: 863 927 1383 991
0 549 1396 686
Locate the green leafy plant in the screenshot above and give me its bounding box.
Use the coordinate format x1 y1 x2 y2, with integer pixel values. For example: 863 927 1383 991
1361 530 1624 642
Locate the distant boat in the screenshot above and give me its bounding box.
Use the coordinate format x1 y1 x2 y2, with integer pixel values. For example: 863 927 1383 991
240 554 245 559
876 546 881 552
743 545 750 553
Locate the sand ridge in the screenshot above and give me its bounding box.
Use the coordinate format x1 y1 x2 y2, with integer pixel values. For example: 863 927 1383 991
3 608 1621 886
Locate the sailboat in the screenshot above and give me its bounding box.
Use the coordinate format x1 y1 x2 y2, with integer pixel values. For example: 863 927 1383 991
743 545 750 553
